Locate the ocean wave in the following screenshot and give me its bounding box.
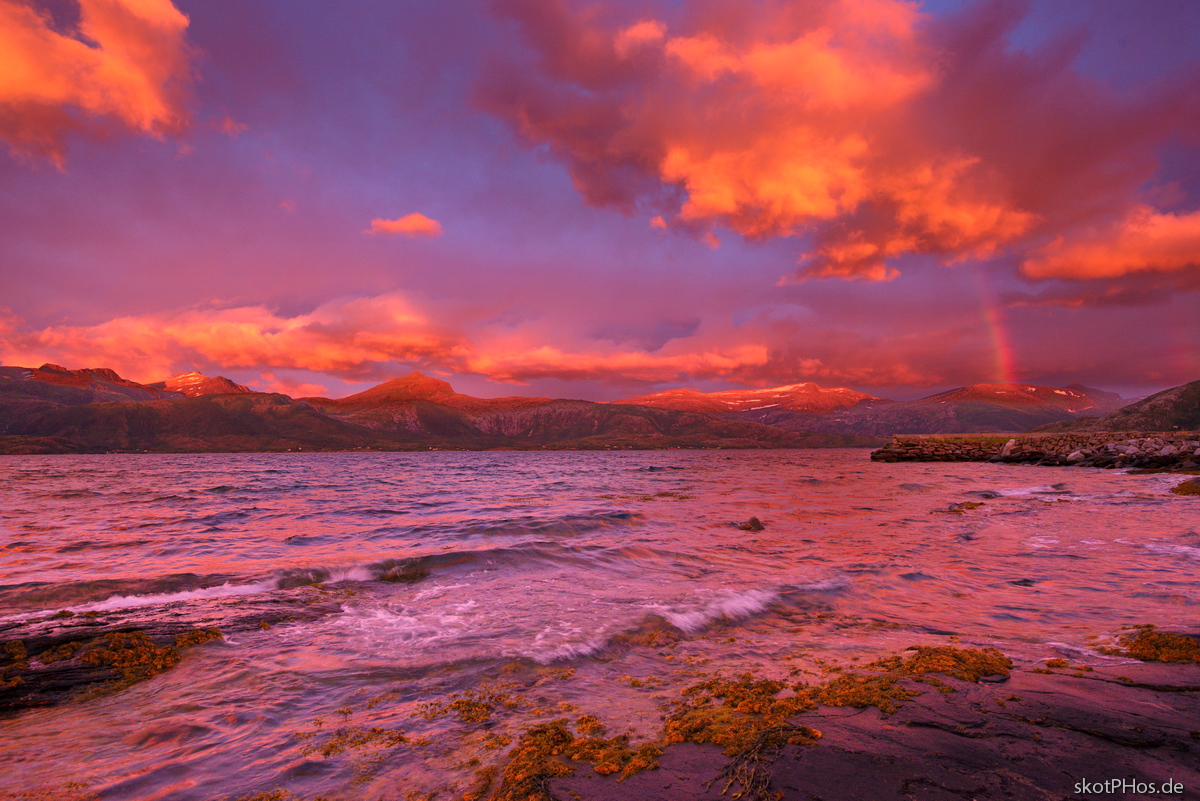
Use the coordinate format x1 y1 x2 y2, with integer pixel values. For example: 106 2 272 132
71 580 278 612
1142 543 1200 561
646 588 780 633
523 579 844 662
5 538 680 616
992 484 1073 498
1040 641 1140 665
786 575 851 593
387 510 645 541
0 572 244 613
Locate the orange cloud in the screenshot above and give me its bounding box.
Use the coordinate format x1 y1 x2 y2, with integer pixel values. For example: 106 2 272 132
481 0 1198 285
1021 206 1200 280
0 0 193 165
0 290 966 389
464 343 773 383
365 213 444 237
0 294 467 383
1 298 780 386
614 20 666 57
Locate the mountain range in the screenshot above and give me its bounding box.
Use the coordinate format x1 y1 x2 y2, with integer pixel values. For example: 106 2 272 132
710 382 1126 438
614 383 881 414
1032 379 1200 433
0 362 1191 454
0 365 873 453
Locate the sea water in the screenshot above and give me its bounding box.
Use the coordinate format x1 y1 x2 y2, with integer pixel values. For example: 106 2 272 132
0 450 1196 799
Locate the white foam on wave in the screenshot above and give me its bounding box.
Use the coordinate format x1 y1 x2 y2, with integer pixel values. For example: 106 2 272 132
412 582 469 602
1039 640 1140 666
520 588 786 663
73 580 278 612
1143 543 1200 561
337 600 481 650
520 620 615 663
789 575 850 592
322 564 376 583
524 633 613 663
66 562 375 613
1027 536 1059 549
994 485 1071 498
648 587 781 634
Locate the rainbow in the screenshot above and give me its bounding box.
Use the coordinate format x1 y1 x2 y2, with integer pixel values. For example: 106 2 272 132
974 266 1019 385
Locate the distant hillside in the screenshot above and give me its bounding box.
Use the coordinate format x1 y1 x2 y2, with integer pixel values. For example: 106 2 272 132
5 365 1129 451
730 382 1127 437
919 383 1123 415
0 364 182 403
313 372 550 415
1 368 879 453
306 372 878 450
2 392 412 453
1033 379 1200 433
614 382 882 414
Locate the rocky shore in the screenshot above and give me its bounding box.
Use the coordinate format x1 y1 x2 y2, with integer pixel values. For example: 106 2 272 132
550 656 1200 801
871 431 1200 469
0 587 345 714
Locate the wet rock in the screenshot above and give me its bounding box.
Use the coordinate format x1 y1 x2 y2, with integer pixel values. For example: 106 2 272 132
552 660 1200 801
939 502 984 515
1170 478 1200 497
1100 625 1200 663
379 563 431 584
0 586 343 714
738 517 765 531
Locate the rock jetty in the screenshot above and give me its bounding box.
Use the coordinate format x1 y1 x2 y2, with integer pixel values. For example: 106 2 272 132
871 431 1200 468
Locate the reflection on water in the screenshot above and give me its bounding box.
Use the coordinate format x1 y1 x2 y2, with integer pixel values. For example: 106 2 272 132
0 450 1196 799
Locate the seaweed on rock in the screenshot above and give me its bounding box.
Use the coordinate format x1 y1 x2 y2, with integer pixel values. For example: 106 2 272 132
1101 626 1200 664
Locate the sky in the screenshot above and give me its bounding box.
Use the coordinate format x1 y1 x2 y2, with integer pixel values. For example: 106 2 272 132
1 0 1198 401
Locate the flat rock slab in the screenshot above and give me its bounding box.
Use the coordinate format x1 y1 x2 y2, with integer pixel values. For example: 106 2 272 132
0 585 345 713
552 664 1200 801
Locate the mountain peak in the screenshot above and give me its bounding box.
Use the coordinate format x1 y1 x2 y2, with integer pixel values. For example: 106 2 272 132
613 381 880 414
339 372 457 405
1037 378 1200 432
918 383 1124 415
152 372 254 398
36 364 125 383
16 363 182 400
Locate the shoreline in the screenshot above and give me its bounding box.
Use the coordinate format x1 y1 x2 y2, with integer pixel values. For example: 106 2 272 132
6 601 1198 801
545 654 1200 801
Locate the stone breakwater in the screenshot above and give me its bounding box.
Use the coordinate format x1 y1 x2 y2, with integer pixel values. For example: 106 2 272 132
871 431 1200 468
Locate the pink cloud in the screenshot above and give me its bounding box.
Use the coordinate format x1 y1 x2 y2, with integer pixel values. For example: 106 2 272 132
218 116 248 137
364 212 444 237
1022 206 1200 280
463 343 773 384
255 372 329 398
0 293 467 383
0 290 981 390
0 0 194 165
479 0 1200 285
